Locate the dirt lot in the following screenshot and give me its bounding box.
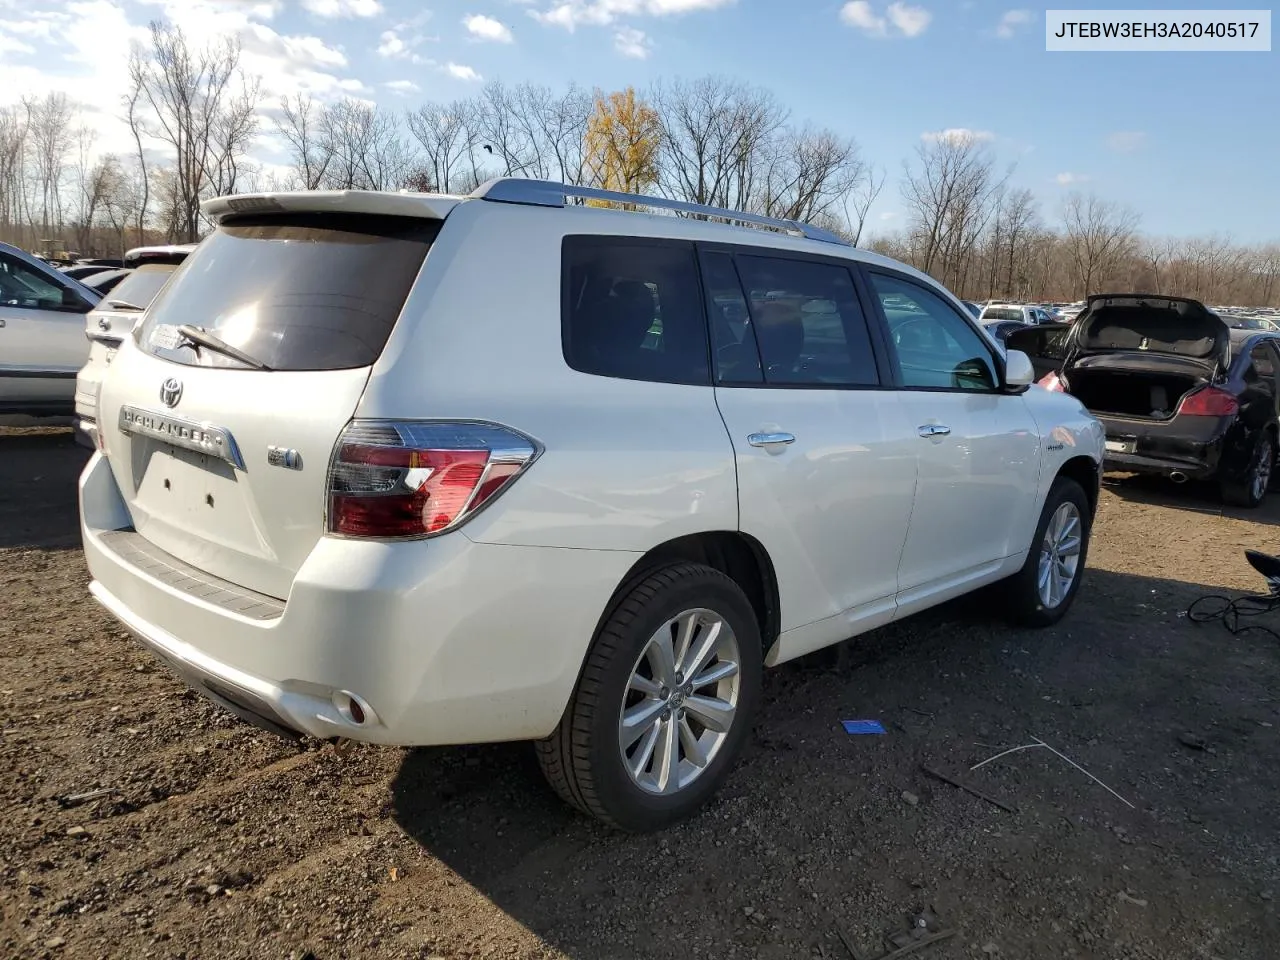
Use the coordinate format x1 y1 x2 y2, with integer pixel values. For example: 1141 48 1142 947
2 426 1279 960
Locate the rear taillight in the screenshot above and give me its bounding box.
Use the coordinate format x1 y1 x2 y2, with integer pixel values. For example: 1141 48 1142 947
1177 386 1239 418
326 421 540 539
1038 371 1066 392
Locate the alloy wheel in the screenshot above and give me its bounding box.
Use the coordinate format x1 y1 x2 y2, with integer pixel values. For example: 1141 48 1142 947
1037 501 1083 609
617 608 742 796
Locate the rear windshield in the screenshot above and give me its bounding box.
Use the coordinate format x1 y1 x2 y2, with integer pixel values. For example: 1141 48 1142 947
1081 298 1224 359
101 264 177 309
982 307 1023 322
137 213 439 371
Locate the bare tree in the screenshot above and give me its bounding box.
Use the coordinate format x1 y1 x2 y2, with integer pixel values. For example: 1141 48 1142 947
23 92 76 234
652 76 786 211
275 93 334 190
123 58 152 246
405 99 479 193
844 164 885 246
901 132 1007 289
0 105 28 243
1062 192 1140 295
131 20 262 241
320 98 416 191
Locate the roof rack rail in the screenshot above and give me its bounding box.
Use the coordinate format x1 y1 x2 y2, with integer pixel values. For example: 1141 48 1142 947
470 178 849 247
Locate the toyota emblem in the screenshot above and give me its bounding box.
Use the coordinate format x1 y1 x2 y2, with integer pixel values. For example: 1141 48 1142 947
160 377 183 408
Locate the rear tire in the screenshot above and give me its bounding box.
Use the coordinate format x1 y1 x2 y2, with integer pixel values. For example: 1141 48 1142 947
1005 477 1092 627
536 563 762 832
1220 431 1274 509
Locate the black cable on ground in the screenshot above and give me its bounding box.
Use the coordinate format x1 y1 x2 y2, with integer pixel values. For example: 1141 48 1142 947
1187 591 1280 642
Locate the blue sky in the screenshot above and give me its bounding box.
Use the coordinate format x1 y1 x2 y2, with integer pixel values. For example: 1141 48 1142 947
1 0 1275 241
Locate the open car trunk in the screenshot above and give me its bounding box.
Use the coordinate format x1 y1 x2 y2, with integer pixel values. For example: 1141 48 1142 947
1065 354 1211 420
1008 296 1231 420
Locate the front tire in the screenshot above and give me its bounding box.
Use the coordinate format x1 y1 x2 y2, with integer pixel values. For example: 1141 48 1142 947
1221 431 1274 509
1005 477 1092 627
536 563 762 832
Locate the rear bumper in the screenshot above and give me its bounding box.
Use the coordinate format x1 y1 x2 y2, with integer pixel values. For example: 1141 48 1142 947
79 452 639 746
1097 413 1230 479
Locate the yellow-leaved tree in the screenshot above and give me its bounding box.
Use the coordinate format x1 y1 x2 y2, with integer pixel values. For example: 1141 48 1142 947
583 87 661 196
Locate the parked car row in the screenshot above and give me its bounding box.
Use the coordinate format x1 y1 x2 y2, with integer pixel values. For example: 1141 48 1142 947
0 241 194 432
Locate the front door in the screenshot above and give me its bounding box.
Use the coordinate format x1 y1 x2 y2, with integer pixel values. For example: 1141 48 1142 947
702 248 918 644
862 269 1042 605
0 251 94 412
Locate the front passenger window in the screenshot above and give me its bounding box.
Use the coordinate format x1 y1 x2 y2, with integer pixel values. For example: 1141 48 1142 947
0 255 77 311
869 273 998 391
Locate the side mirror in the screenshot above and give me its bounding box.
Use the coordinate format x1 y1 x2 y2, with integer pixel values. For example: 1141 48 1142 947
1003 349 1035 389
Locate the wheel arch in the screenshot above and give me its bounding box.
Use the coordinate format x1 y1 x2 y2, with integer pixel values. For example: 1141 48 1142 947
596 531 781 659
1055 454 1101 517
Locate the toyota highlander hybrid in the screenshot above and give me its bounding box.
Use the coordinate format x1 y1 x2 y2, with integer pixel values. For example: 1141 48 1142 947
80 178 1104 831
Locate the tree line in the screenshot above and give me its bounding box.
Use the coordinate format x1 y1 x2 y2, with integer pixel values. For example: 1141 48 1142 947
1 20 1276 307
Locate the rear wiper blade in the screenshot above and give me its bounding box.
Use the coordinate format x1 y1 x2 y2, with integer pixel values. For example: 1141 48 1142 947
106 299 145 311
175 324 272 371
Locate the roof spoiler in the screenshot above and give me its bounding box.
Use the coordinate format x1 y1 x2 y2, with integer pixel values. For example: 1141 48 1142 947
201 190 463 224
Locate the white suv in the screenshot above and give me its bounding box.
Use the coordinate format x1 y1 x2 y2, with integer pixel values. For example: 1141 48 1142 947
80 179 1104 831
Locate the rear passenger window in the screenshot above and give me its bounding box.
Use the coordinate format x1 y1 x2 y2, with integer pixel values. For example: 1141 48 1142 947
733 256 879 387
562 237 709 385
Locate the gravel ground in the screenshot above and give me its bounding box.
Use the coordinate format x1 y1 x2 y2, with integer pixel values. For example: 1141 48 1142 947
2 426 1279 960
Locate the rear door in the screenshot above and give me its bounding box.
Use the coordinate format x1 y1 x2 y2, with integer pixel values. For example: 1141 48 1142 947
862 268 1042 603
96 211 444 600
0 249 96 411
705 247 917 641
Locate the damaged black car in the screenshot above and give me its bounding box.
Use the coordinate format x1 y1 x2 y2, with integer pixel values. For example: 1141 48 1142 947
1008 294 1279 508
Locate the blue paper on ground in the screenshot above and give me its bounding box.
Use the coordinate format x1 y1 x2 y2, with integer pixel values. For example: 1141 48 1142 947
842 719 887 735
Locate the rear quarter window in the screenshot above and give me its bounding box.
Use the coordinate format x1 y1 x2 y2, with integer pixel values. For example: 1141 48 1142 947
562 236 710 386
138 213 440 371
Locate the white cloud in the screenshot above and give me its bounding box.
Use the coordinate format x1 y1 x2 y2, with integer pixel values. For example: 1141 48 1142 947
1055 172 1089 186
886 2 931 36
464 14 514 42
384 79 421 95
614 26 651 58
921 128 994 145
300 0 383 17
1107 131 1147 153
0 34 35 56
377 29 406 56
995 9 1032 38
248 26 347 69
531 0 734 31
840 2 931 38
446 62 483 82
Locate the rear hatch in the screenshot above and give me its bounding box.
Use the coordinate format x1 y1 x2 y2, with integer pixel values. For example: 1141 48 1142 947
96 199 451 600
84 264 181 346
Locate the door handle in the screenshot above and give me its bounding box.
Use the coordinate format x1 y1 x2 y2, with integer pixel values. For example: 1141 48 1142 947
748 432 796 448
917 424 951 438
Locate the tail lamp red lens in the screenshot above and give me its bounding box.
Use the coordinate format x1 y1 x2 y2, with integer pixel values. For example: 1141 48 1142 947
1177 386 1239 418
1038 371 1065 392
327 421 540 539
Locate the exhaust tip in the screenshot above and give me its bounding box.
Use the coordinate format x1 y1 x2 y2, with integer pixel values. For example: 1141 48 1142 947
1169 471 1188 484
333 690 374 727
